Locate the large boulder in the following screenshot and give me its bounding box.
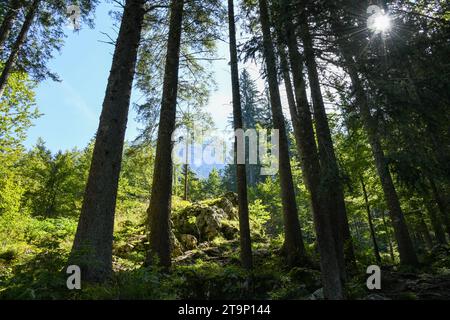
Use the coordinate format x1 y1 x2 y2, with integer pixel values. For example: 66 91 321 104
215 195 238 220
223 192 238 206
196 208 225 241
179 234 198 251
172 194 240 246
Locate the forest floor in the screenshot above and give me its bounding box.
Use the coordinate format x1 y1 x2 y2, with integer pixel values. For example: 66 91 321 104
1 194 449 300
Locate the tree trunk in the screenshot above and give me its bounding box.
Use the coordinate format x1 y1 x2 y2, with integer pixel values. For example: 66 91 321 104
277 0 344 299
425 201 447 245
428 177 450 238
227 0 253 270
417 212 433 250
334 31 418 266
0 0 21 53
146 0 184 269
257 0 307 268
298 8 355 268
69 0 145 283
360 177 381 264
0 0 39 98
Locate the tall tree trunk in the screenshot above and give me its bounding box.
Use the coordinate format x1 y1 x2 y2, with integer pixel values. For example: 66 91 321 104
334 30 418 266
425 201 447 245
69 0 145 283
0 0 21 53
257 0 307 268
146 0 184 269
417 211 433 250
298 7 355 268
277 0 344 299
227 0 253 270
361 177 381 264
0 0 39 98
428 177 450 238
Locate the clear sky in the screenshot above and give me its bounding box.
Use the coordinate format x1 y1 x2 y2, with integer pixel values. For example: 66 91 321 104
24 2 269 153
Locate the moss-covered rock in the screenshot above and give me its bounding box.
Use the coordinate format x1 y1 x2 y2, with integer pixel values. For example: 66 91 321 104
179 234 198 251
172 194 240 248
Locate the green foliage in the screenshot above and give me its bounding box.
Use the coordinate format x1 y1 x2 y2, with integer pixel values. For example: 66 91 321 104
0 69 39 220
19 140 87 217
248 199 270 238
201 168 222 199
248 176 283 236
0 69 39 152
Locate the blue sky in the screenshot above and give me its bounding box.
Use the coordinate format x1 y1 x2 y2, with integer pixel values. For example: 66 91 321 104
25 2 142 151
24 2 267 153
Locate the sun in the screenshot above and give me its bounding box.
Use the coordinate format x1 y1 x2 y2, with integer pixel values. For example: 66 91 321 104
373 14 391 33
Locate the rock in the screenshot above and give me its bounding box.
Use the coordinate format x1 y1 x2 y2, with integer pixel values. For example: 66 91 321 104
196 209 223 241
221 220 239 240
172 206 202 236
203 246 221 257
172 194 241 245
215 196 237 219
223 192 238 206
170 231 183 257
198 242 211 250
180 234 198 251
174 250 207 265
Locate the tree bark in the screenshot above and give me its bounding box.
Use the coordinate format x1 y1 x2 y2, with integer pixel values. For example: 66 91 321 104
146 0 184 269
257 0 307 268
360 177 381 264
227 0 253 270
425 200 447 245
417 211 433 250
0 0 22 54
428 177 450 238
277 0 345 299
69 0 145 283
298 7 355 268
0 0 39 98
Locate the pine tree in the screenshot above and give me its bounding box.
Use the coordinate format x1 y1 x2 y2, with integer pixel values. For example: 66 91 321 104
228 0 253 270
146 0 185 269
69 0 146 282
257 0 307 267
